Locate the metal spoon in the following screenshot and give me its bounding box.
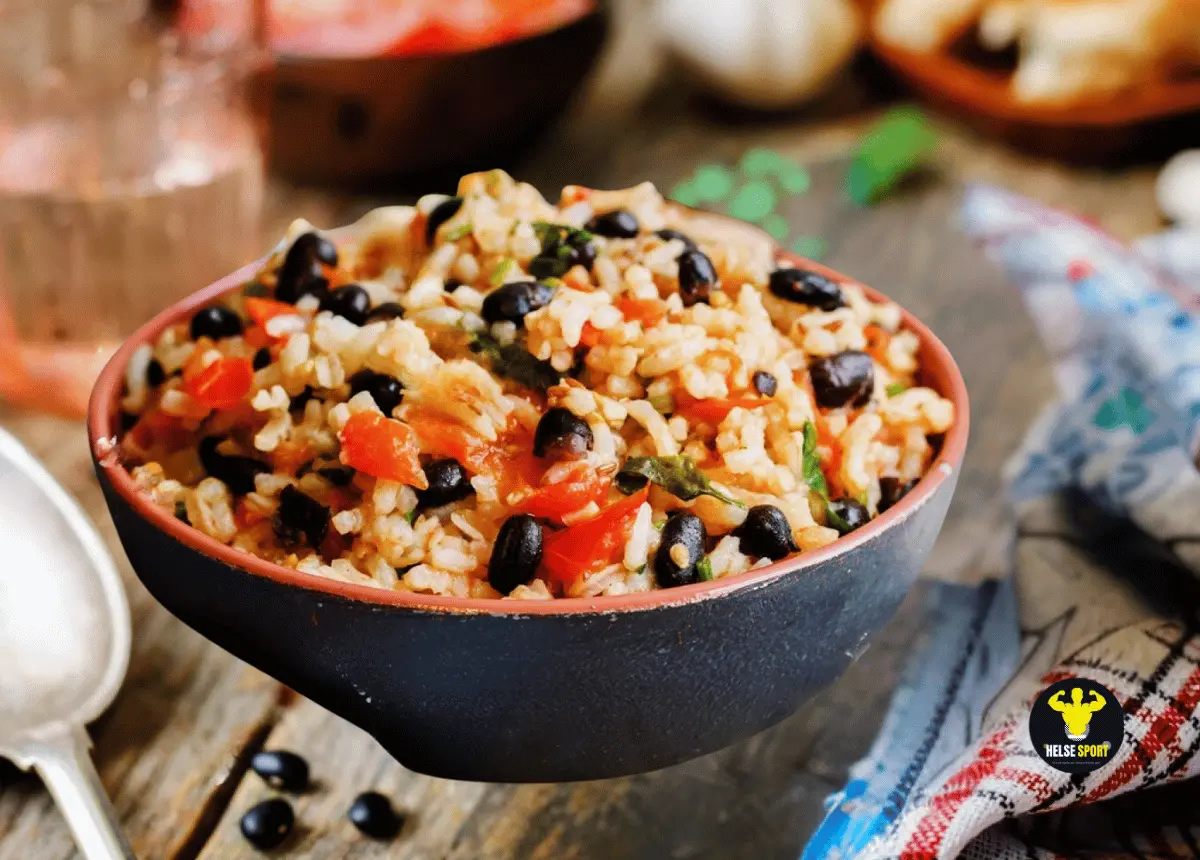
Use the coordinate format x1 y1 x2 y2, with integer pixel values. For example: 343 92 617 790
0 429 134 859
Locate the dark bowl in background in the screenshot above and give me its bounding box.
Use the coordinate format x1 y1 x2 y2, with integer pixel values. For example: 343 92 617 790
263 10 608 187
88 245 968 783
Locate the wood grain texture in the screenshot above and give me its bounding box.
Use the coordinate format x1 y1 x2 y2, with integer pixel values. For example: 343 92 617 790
0 9 1169 857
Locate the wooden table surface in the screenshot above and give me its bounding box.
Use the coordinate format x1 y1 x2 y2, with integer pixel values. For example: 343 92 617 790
0 15 1173 859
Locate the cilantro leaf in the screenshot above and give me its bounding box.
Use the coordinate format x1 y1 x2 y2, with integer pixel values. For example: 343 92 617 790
469 332 562 392
615 456 745 508
846 107 938 206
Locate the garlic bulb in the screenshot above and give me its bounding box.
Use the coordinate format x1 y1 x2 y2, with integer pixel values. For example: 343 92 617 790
657 0 862 109
1157 149 1200 227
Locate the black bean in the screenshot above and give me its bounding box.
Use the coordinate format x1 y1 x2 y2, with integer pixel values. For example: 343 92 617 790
878 477 917 513
752 370 777 397
250 750 310 793
119 411 138 432
533 407 593 461
288 231 338 269
676 249 718 306
146 358 166 387
488 514 542 595
768 267 845 311
240 798 294 851
289 386 315 413
586 209 639 238
654 511 706 588
348 791 403 840
321 284 371 326
481 281 554 326
189 306 243 341
654 228 697 250
366 302 404 323
174 499 190 524
425 196 463 245
809 351 875 409
530 236 596 278
275 260 330 305
276 232 337 304
274 485 329 547
348 370 403 417
316 466 356 487
828 498 870 535
252 347 272 370
199 437 270 496
734 505 797 561
417 459 474 509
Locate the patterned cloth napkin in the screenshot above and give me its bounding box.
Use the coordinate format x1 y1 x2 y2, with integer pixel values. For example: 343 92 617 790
801 185 1200 860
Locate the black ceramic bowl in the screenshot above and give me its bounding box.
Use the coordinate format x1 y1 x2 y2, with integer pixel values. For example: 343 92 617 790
88 248 968 783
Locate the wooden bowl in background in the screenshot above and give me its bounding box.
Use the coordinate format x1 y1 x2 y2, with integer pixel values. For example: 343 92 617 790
264 10 609 188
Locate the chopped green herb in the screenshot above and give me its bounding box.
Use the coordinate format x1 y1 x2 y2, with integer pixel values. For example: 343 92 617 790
532 221 592 247
615 456 745 508
470 332 562 392
801 421 829 499
802 420 852 530
444 223 473 241
404 509 417 525
697 556 714 582
886 382 908 397
856 491 870 507
653 520 666 531
846 107 938 206
825 504 851 533
489 257 515 287
174 500 190 524
648 393 675 414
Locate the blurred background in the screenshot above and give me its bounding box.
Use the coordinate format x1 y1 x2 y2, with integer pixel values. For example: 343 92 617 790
2 0 1197 415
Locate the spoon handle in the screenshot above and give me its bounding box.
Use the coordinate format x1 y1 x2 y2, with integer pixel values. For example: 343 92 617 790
24 726 136 860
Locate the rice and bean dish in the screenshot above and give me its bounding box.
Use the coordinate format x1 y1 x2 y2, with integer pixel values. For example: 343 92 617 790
116 170 954 600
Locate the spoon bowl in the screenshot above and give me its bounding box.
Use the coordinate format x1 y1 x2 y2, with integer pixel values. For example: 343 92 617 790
0 429 134 859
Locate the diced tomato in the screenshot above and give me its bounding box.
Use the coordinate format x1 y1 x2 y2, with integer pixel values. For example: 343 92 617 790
407 411 543 496
540 486 649 587
614 295 668 328
235 498 268 530
271 440 313 475
864 325 891 365
128 408 189 449
339 412 428 489
491 448 545 500
408 411 494 473
319 528 350 563
325 488 357 512
674 394 765 425
245 297 298 327
579 322 602 348
184 356 254 410
243 326 272 349
513 464 610 523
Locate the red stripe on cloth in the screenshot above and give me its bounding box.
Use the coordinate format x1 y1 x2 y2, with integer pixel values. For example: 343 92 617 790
899 725 1014 859
1084 664 1200 804
994 766 1056 803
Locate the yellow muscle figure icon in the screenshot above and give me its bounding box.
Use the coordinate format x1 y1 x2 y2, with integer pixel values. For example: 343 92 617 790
1048 688 1105 740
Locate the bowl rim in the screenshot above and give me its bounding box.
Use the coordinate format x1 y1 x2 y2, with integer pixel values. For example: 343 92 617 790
88 245 970 617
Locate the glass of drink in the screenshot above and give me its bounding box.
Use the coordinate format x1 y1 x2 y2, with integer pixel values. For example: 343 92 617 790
0 0 267 417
